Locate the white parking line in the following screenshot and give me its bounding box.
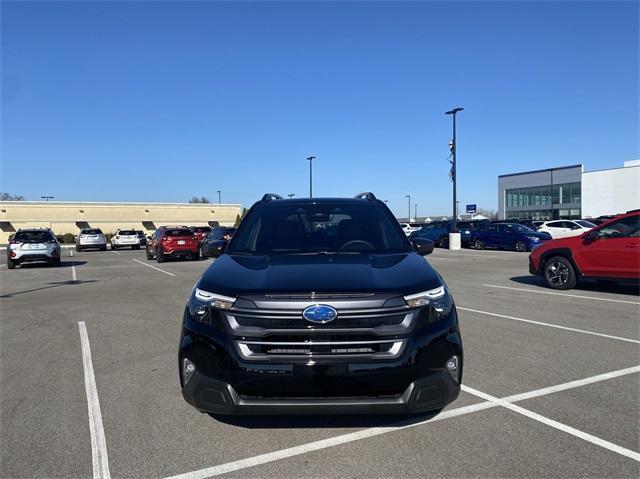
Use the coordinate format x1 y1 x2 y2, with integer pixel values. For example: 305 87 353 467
131 258 175 277
484 284 640 305
462 384 640 463
111 250 121 255
72 262 77 282
162 365 640 479
78 322 111 479
458 307 640 344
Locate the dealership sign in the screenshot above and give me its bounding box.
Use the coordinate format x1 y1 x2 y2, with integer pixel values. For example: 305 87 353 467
466 204 477 214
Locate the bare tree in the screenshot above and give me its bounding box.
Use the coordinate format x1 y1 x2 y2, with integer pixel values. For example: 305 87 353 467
189 196 211 204
0 192 25 201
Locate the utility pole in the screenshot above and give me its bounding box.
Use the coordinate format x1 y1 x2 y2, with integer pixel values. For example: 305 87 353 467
306 156 316 197
217 190 221 204
405 195 411 221
41 195 54 202
445 107 463 233
288 193 295 199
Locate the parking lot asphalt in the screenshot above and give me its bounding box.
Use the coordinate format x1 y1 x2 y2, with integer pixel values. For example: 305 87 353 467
1 247 638 478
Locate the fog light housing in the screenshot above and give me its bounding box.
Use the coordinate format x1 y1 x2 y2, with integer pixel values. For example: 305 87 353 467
182 358 196 385
446 356 460 383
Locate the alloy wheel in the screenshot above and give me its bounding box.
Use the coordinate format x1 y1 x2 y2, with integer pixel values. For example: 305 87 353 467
545 261 569 286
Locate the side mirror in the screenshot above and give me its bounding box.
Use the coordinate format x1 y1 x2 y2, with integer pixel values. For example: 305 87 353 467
583 230 599 241
146 235 152 240
206 239 227 258
412 237 434 256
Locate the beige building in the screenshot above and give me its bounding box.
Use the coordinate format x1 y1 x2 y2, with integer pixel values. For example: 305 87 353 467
0 201 242 243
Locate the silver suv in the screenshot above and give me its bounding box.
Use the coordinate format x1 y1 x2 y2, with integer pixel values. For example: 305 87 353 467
76 228 107 251
6 229 61 269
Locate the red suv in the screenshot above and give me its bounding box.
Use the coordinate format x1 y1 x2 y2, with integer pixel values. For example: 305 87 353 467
146 226 200 263
529 211 640 289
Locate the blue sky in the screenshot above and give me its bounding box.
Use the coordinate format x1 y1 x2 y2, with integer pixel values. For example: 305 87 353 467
1 1 638 217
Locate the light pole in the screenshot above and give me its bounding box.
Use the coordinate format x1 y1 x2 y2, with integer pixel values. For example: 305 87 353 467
445 107 463 233
456 200 460 219
288 193 295 199
41 195 54 202
217 190 221 204
415 203 418 222
405 195 411 221
306 156 316 197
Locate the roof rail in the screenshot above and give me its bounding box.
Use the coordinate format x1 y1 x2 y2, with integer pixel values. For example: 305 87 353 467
261 193 284 202
353 192 377 201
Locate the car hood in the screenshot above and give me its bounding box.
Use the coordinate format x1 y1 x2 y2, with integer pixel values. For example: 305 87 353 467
197 252 443 297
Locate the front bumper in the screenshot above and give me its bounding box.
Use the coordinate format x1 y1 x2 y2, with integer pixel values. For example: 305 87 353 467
179 311 462 415
181 369 459 415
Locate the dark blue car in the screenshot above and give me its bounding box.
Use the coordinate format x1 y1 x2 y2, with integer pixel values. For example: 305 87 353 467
470 222 551 252
411 220 488 248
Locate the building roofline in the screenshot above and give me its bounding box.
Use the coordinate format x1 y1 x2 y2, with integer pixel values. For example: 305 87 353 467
0 200 242 207
583 164 640 174
498 164 583 178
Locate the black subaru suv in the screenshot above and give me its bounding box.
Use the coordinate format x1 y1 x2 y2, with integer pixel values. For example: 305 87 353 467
179 193 462 414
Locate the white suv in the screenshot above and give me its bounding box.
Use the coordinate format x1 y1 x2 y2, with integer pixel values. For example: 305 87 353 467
537 219 596 239
111 229 141 250
76 228 107 251
6 229 61 269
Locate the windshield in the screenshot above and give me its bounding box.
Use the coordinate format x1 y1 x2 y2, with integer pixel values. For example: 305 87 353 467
191 226 211 233
165 228 193 237
119 230 136 235
81 229 103 235
576 220 595 228
229 203 411 255
14 231 54 242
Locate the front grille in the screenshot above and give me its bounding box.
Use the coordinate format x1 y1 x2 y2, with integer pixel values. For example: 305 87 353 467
235 335 403 360
232 313 406 329
226 293 414 361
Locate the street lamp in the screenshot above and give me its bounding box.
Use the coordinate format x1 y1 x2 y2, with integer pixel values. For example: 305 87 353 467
217 190 221 204
445 107 464 234
288 193 295 198
405 195 411 221
41 195 54 202
415 203 418 222
306 156 316 197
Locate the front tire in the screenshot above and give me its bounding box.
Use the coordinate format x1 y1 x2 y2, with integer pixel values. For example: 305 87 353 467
474 239 485 250
515 240 527 252
51 258 61 267
543 256 577 290
112 244 117 251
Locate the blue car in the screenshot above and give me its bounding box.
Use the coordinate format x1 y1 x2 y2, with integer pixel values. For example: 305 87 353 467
470 222 551 252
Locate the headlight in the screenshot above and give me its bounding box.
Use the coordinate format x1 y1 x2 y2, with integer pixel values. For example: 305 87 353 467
187 288 236 325
194 288 235 309
525 236 539 241
404 286 445 308
404 285 453 323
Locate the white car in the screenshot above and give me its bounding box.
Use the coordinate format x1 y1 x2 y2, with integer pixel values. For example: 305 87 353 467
111 229 141 250
537 219 596 239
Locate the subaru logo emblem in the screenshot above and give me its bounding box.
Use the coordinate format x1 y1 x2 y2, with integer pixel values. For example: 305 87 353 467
302 304 337 324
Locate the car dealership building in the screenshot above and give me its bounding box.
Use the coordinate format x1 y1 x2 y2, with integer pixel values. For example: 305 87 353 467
498 160 640 220
0 201 242 244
